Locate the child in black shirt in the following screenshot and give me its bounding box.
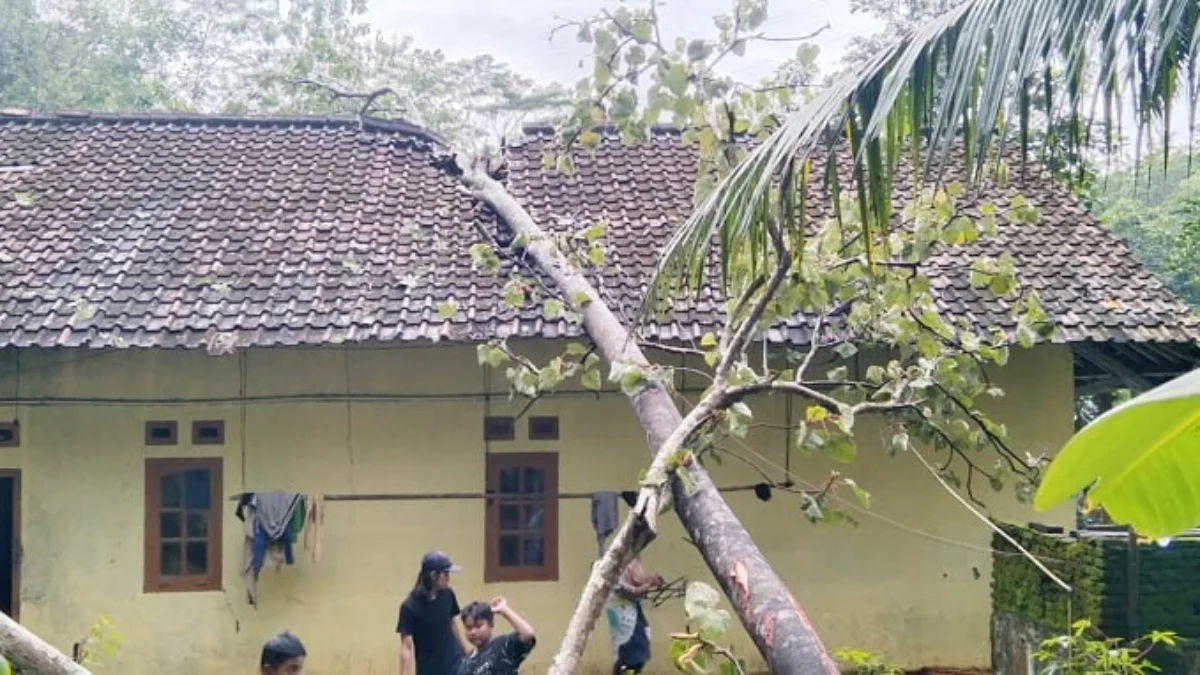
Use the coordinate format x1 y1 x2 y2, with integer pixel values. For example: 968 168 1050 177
456 596 536 675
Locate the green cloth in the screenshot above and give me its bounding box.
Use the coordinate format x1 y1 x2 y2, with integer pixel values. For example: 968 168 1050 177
286 495 306 542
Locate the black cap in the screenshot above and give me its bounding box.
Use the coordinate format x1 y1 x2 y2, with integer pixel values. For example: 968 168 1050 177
420 550 462 574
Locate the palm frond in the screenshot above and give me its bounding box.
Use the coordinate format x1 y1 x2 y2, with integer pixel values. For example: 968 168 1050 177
647 0 1200 306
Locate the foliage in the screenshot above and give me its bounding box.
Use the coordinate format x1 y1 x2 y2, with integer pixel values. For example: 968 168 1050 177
0 0 567 147
1034 619 1178 675
833 649 904 675
1095 160 1200 308
656 0 1198 305
74 615 123 669
1035 368 1200 538
668 581 745 674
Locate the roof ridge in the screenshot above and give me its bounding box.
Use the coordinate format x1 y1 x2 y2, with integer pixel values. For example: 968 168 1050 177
0 108 448 146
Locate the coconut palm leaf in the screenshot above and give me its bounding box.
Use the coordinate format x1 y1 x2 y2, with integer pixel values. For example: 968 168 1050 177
1034 368 1200 539
647 0 1200 303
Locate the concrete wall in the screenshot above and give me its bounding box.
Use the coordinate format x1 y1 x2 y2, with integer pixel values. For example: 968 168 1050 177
0 341 1077 673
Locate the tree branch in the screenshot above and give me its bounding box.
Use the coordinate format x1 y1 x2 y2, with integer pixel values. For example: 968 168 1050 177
289 78 400 118
0 612 90 674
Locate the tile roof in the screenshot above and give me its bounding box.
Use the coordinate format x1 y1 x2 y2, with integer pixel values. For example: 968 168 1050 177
0 110 1195 352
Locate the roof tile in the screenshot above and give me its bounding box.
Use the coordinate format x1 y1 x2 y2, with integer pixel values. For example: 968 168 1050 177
0 111 1194 351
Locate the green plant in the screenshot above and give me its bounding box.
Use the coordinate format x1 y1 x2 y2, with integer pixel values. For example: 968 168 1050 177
669 581 747 674
74 615 123 669
1034 619 1179 674
833 649 904 675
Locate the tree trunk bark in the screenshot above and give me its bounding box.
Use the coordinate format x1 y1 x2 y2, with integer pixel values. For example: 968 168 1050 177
0 612 90 674
459 163 839 674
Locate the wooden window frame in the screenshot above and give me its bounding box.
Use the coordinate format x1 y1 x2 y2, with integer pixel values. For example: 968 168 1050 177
484 452 558 583
144 458 223 593
527 416 559 441
191 420 225 446
144 421 178 446
0 422 17 448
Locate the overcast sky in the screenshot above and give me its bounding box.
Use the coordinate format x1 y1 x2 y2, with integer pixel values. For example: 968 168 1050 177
364 0 884 87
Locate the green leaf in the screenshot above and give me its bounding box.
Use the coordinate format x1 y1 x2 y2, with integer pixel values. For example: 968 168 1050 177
476 343 509 368
502 279 527 308
833 342 858 359
843 478 871 509
684 580 721 615
581 368 602 392
12 192 34 207
1035 368 1200 539
565 342 589 356
587 245 606 266
805 405 828 423
437 299 459 319
700 332 718 348
826 434 857 463
543 298 566 320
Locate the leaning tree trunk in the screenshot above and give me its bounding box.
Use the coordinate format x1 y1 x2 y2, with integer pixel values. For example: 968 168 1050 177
459 162 839 675
0 612 90 674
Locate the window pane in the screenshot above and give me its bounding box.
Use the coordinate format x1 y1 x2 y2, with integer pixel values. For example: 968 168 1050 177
185 541 208 575
159 511 182 539
160 474 182 508
523 504 544 529
498 467 520 494
498 504 519 530
160 543 182 576
522 536 545 566
186 511 208 538
183 469 211 510
498 535 520 567
522 467 544 495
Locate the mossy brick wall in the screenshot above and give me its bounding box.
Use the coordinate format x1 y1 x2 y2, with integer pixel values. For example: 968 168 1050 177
991 522 1200 673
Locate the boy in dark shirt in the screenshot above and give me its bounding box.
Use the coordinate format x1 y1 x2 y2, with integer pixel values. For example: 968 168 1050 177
456 596 536 675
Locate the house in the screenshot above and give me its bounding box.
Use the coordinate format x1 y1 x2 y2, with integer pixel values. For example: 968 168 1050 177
0 110 1195 674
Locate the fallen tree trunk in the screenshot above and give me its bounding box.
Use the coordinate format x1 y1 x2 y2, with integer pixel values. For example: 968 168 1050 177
458 161 839 674
0 612 89 675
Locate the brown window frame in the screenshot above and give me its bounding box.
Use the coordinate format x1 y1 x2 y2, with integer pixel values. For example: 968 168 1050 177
144 421 178 446
484 452 558 583
191 420 225 445
144 458 223 593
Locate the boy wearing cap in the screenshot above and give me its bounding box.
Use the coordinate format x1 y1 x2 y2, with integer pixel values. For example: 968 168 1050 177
398 550 469 675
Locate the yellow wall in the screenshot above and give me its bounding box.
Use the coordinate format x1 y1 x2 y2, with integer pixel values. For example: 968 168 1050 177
0 341 1077 673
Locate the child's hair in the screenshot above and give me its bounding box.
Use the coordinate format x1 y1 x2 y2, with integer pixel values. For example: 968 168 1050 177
261 631 307 667
462 601 495 625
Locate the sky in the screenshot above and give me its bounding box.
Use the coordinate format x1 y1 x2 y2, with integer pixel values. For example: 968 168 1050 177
364 0 884 88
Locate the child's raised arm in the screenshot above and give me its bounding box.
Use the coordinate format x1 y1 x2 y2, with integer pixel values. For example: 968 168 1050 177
490 596 536 645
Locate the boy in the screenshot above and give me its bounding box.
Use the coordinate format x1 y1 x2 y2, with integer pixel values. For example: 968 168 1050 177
456 596 536 674
260 631 306 674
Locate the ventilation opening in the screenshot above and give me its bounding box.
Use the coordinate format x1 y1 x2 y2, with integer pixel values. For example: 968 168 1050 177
528 416 559 441
483 416 515 441
144 421 178 446
192 420 225 445
0 422 16 448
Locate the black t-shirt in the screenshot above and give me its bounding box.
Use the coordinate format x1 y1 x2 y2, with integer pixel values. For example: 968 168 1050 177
455 632 536 675
397 588 464 675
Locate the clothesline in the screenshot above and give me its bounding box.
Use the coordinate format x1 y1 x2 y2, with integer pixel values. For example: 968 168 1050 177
226 480 795 502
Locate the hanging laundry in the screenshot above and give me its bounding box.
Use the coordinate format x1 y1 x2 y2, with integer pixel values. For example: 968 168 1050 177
236 491 304 606
591 491 621 557
302 493 325 564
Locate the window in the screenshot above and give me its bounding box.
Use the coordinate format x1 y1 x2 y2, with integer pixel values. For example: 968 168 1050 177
144 458 222 592
485 453 558 582
191 420 225 445
0 422 17 448
483 416 515 441
144 421 178 446
527 416 559 441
